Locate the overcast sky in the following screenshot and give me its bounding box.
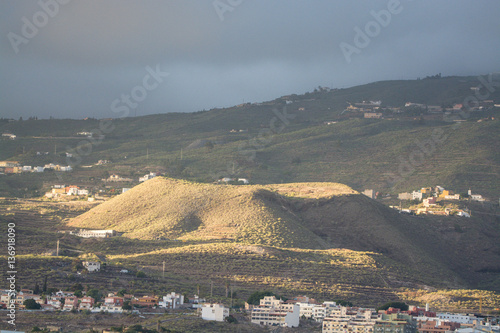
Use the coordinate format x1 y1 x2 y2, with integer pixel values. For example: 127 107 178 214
1 0 499 119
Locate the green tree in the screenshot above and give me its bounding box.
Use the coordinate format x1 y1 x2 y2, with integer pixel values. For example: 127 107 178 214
86 289 102 302
24 299 41 310
225 315 238 323
377 301 408 311
246 291 278 305
136 271 146 278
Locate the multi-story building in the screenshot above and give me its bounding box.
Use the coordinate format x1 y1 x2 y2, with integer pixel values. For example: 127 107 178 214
323 307 378 333
79 296 95 310
251 296 300 328
436 313 477 325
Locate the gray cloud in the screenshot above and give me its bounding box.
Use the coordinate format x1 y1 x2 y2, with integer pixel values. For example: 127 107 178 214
1 0 499 119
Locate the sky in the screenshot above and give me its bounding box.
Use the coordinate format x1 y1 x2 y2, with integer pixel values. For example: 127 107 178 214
0 0 499 119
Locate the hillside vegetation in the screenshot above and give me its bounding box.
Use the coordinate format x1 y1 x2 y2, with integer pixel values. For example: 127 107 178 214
1 76 499 198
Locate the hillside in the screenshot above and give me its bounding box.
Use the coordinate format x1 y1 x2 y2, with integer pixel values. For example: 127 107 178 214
1 76 499 198
69 177 356 248
69 177 500 290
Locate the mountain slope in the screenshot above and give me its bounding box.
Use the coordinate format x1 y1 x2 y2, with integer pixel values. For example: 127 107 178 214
68 177 500 289
69 177 355 248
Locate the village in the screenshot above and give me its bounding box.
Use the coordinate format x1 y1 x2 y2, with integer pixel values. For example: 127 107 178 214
1 284 498 332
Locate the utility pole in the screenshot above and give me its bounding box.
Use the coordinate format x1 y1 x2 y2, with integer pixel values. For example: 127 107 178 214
230 284 233 308
56 239 59 256
180 148 183 160
54 144 57 155
162 261 165 278
210 280 213 297
147 148 149 160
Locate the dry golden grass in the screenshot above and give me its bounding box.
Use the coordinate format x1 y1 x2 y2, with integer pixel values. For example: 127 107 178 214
68 177 355 247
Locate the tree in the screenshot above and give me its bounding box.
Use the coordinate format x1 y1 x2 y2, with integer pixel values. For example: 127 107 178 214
246 291 278 305
86 289 102 302
136 271 146 278
225 315 237 323
122 301 132 310
377 301 408 311
33 282 40 295
43 276 47 293
204 141 214 152
24 299 41 310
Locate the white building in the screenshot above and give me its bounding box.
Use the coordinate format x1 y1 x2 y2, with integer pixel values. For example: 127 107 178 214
411 191 423 201
159 292 184 309
74 229 116 238
22 166 32 172
238 178 249 184
445 194 460 200
201 303 229 322
323 307 378 333
77 189 89 196
60 166 72 172
251 296 300 328
437 313 478 324
83 261 100 272
139 172 157 182
470 194 485 202
33 166 44 172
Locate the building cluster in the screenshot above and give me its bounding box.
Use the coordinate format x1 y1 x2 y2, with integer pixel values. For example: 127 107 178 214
0 289 185 313
0 161 72 174
2 289 498 332
395 186 486 216
45 184 89 198
242 296 498 332
343 99 497 120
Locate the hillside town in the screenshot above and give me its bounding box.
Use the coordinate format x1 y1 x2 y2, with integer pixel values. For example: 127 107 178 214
2 287 498 332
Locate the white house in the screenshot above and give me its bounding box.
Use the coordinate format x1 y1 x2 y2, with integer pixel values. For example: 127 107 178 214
238 178 249 184
470 194 485 202
201 303 229 322
139 172 157 182
33 166 44 172
22 166 32 172
83 261 100 272
77 189 89 196
445 194 460 200
159 292 184 309
60 166 72 172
